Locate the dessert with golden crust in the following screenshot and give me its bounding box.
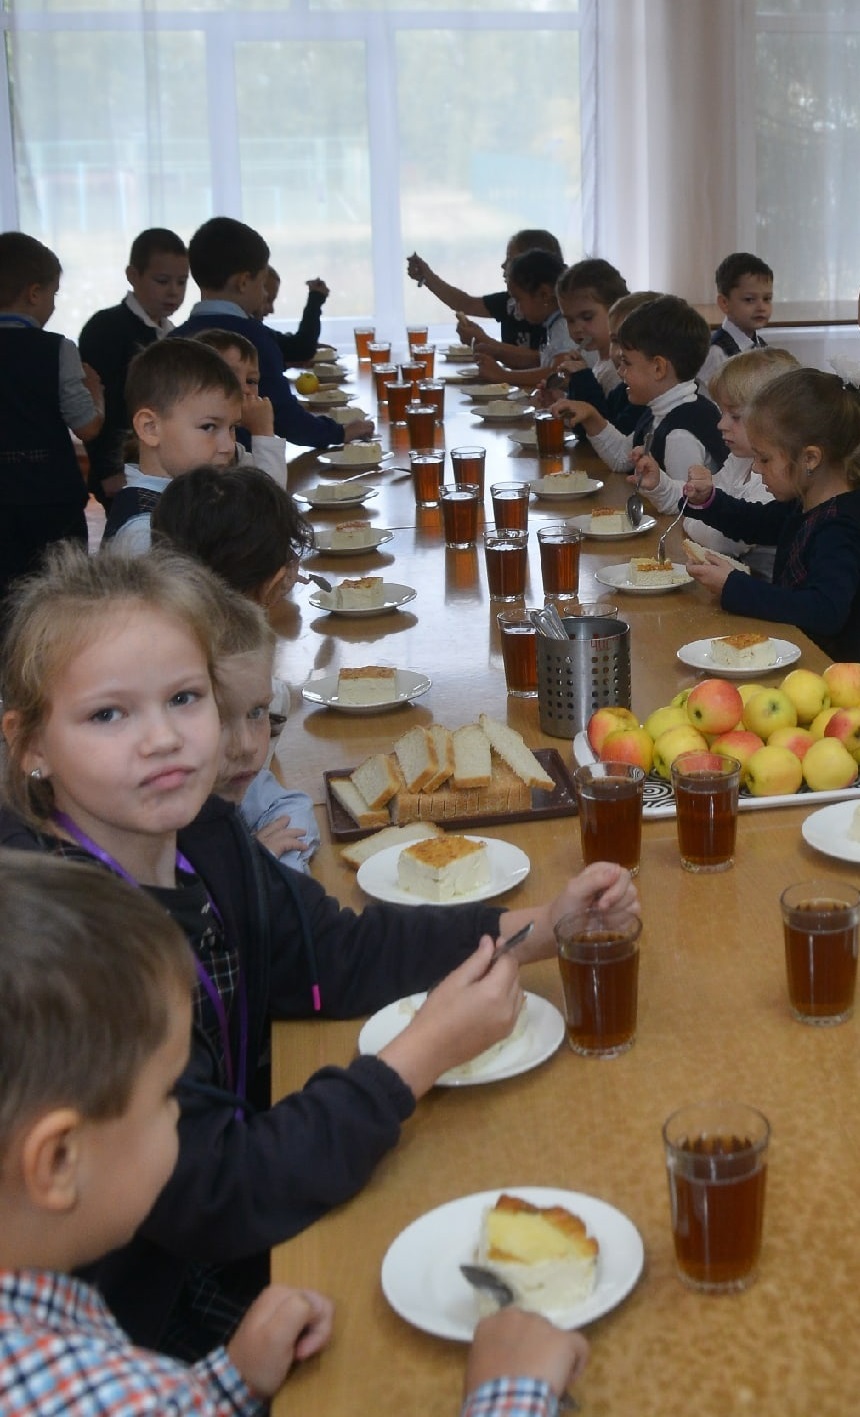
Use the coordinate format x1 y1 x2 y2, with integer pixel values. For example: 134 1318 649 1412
710 632 777 670
475 1193 599 1314
397 833 490 902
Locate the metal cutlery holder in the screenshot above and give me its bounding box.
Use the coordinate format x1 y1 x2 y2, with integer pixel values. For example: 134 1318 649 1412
537 616 631 738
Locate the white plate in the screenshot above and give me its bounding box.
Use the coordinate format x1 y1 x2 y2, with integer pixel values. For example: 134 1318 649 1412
312 528 394 556
676 637 801 677
359 992 564 1086
296 487 379 510
475 405 534 424
310 582 417 617
444 346 476 363
312 345 338 363
381 1187 644 1341
318 450 392 473
303 389 351 408
508 429 577 450
463 385 519 403
802 801 860 862
357 835 530 905
569 512 656 540
530 476 604 500
313 365 350 384
596 562 692 594
302 667 431 714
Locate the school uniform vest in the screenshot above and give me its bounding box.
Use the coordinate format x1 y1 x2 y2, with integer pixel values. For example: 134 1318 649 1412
634 396 727 471
103 484 163 540
710 327 767 357
0 327 85 506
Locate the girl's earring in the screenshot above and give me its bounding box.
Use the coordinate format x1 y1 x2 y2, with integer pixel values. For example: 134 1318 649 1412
29 767 42 780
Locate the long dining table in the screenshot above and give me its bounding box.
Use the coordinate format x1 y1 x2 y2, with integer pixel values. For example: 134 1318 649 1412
270 350 860 1417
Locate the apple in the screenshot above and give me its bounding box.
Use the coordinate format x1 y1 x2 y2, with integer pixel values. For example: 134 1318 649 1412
737 683 767 707
586 706 639 756
685 678 744 736
709 728 765 773
671 687 692 708
809 706 840 739
743 744 803 797
652 723 709 780
644 704 689 741
802 736 859 792
742 688 797 739
823 707 860 762
823 662 860 709
601 726 654 774
779 668 830 725
766 725 815 762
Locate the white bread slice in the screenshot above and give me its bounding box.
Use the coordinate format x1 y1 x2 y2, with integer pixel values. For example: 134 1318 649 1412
682 538 751 575
423 725 455 792
394 758 530 825
339 822 442 870
452 724 492 789
394 726 439 793
329 778 390 829
349 753 400 811
478 714 554 791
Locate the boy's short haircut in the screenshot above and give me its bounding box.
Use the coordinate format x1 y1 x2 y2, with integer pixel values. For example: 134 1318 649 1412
125 337 242 418
151 464 314 596
508 248 565 294
0 232 61 307
709 346 800 409
128 227 187 273
211 580 274 662
715 252 774 296
193 327 259 365
616 295 711 382
608 290 663 325
509 228 563 260
557 258 629 308
0 852 194 1159
188 216 270 291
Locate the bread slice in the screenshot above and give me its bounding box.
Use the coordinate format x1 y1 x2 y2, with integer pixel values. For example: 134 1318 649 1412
682 539 751 575
394 759 530 825
452 724 492 789
349 753 400 811
478 714 554 791
394 726 439 793
423 725 455 792
339 821 442 869
329 778 390 829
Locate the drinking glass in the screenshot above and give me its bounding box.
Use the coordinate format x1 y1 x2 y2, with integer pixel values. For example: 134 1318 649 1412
780 880 860 1024
671 751 740 873
555 907 642 1057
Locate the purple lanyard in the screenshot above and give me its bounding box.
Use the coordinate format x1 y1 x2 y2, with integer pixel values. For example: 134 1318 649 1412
53 812 248 1114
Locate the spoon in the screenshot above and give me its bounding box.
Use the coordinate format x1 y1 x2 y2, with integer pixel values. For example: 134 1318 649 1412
656 496 689 564
297 571 333 593
626 467 645 529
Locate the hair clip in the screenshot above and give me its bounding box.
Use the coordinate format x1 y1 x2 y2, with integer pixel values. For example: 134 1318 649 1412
830 356 860 391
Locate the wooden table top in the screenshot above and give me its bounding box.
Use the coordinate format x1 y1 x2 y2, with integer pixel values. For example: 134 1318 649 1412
271 351 860 1417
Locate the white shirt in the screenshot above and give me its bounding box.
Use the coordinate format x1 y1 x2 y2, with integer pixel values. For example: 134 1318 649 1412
588 380 721 483
697 317 762 392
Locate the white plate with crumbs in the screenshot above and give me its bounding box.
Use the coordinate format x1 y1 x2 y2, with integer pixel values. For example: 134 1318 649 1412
530 476 603 500
301 668 431 714
309 582 416 617
312 528 394 556
359 992 563 1086
381 1187 644 1341
596 562 692 594
474 405 534 424
296 486 379 510
357 836 529 905
303 388 351 407
801 801 860 862
318 450 392 473
569 513 656 540
676 638 801 677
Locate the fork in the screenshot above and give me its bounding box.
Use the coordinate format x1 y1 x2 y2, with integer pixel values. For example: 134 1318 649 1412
656 496 688 564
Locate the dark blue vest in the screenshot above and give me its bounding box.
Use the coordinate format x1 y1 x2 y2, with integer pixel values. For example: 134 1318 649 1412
0 327 85 507
633 396 727 470
103 485 163 541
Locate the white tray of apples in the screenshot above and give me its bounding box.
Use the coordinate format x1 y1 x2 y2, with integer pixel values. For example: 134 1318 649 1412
576 664 860 819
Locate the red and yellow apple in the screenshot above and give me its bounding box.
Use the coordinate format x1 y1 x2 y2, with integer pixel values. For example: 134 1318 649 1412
685 678 744 736
779 668 830 725
709 728 765 773
823 662 860 709
742 688 797 739
766 724 815 761
810 706 840 739
823 707 860 762
586 706 639 756
652 724 709 780
644 703 689 741
802 736 859 792
743 744 803 797
601 726 654 774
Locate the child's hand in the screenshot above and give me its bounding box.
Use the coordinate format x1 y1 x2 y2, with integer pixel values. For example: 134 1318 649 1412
342 419 375 442
255 817 308 859
552 398 603 435
81 361 105 409
242 392 275 437
306 278 329 298
683 464 714 506
455 313 482 345
407 252 431 284
685 552 733 596
627 451 660 491
227 1284 334 1398
474 352 507 381
535 380 563 409
465 1310 589 1399
552 350 588 376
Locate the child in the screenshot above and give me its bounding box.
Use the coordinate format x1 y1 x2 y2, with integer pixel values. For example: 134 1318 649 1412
553 295 727 485
258 266 331 368
0 851 334 1413
407 229 563 355
0 231 103 598
0 543 638 1358
79 228 189 504
212 596 319 873
554 258 629 398
683 367 860 658
633 346 799 574
697 251 774 390
102 338 243 551
192 328 289 489
172 217 372 450
473 249 574 387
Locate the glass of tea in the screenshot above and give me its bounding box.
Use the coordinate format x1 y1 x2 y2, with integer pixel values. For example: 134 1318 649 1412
409 450 445 508
417 379 445 423
575 762 645 874
534 408 566 456
780 880 860 1025
354 326 376 360
483 525 528 602
671 751 740 872
663 1100 770 1293
367 341 392 366
451 446 487 495
440 483 481 549
400 360 425 393
490 481 530 531
537 523 583 599
411 343 436 378
385 380 412 425
497 609 538 697
555 906 642 1057
373 363 399 403
406 402 437 451
406 324 429 354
